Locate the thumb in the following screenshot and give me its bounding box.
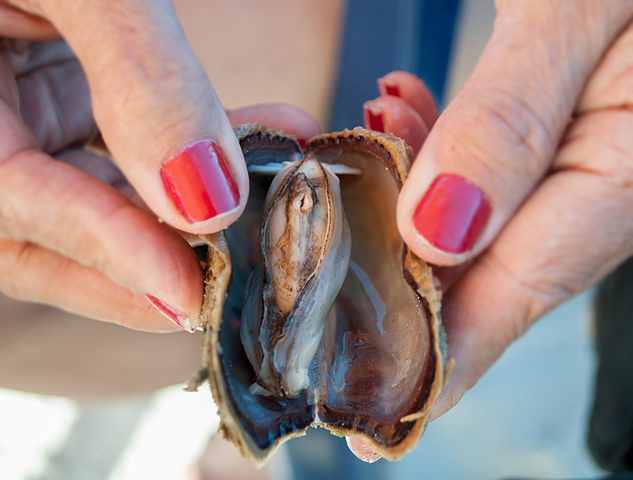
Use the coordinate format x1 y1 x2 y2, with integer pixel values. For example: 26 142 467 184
397 1 632 266
38 0 248 233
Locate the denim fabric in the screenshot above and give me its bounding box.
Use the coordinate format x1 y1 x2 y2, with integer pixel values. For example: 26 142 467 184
329 0 461 130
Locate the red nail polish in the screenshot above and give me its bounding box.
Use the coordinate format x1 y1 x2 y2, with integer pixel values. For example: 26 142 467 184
146 294 192 331
412 174 490 254
378 78 400 97
160 140 240 223
363 105 385 132
384 84 400 97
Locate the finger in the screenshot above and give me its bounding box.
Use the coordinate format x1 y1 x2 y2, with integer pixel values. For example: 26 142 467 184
35 0 249 234
0 149 206 331
397 2 633 267
377 70 438 127
227 103 321 143
345 436 382 464
431 108 633 420
0 4 58 40
432 16 633 419
363 95 429 154
433 261 472 293
17 41 95 154
55 149 144 209
0 239 179 331
0 67 203 333
576 22 633 114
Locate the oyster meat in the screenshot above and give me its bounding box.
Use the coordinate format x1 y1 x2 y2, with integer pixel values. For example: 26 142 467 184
196 125 446 464
241 156 351 398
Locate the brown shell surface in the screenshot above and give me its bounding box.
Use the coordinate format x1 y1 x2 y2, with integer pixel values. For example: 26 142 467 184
198 125 445 465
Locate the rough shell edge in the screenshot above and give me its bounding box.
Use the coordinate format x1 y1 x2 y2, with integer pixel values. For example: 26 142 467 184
306 127 445 460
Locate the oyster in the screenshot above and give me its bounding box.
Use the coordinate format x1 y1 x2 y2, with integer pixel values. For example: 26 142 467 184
240 157 351 398
196 125 446 465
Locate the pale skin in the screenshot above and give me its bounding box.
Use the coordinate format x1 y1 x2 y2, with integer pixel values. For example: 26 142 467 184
1 0 633 464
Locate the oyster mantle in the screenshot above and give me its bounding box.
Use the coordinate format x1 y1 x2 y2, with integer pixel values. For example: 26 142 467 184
196 125 446 464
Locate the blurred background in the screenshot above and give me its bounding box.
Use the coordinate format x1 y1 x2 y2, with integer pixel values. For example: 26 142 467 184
0 0 608 478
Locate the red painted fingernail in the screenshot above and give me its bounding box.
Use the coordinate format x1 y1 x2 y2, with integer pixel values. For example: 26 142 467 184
145 294 193 332
160 140 240 223
412 174 490 254
378 78 400 97
363 104 385 132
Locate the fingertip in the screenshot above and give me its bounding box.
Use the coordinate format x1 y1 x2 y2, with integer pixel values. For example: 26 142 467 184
398 173 491 267
428 381 462 422
377 71 439 127
0 6 59 41
345 437 382 463
145 294 196 333
159 137 248 233
363 96 429 154
127 294 189 332
227 103 321 141
399 222 470 267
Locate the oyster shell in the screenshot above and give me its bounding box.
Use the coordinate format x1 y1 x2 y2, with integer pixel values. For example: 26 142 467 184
196 125 446 465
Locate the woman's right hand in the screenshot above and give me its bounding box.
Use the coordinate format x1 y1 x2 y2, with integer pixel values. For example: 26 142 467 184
0 0 320 331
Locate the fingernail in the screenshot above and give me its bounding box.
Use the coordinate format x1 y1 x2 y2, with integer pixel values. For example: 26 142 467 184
412 174 490 254
160 140 240 223
145 294 194 332
363 104 385 132
378 78 400 97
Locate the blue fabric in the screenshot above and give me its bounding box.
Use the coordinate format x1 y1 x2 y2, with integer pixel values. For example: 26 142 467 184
329 0 461 130
414 0 461 102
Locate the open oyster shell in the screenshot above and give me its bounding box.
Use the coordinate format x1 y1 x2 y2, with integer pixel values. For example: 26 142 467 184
196 125 446 465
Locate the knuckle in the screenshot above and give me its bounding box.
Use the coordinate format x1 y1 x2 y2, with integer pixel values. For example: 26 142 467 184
0 240 36 301
86 203 131 271
480 89 553 175
5 1 45 16
561 110 633 191
485 251 570 341
598 145 633 191
442 87 556 192
97 54 205 145
55 177 129 274
592 114 633 191
0 149 45 239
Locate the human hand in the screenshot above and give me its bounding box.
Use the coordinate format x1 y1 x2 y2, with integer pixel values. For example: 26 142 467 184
0 1 319 331
355 0 633 461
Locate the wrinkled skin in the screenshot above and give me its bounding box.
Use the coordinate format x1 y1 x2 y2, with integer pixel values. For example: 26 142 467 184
358 1 633 462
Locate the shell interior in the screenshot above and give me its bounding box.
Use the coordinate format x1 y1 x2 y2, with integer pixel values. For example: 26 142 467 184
200 125 444 464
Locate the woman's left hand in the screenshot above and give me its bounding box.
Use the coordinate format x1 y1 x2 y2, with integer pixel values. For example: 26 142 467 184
354 4 633 460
